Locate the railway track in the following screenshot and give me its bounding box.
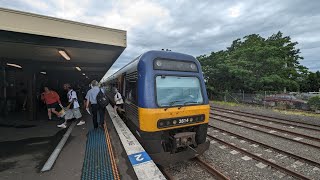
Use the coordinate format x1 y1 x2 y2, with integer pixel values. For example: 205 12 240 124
211 112 320 143
213 107 320 130
160 157 230 180
206 129 311 180
160 167 175 180
207 124 320 169
160 107 319 179
212 116 320 149
194 157 230 180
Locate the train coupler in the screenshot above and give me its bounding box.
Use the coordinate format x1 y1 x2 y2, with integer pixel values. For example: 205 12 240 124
171 132 197 152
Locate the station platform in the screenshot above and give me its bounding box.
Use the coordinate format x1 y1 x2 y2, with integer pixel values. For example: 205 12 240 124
0 113 89 180
0 106 165 180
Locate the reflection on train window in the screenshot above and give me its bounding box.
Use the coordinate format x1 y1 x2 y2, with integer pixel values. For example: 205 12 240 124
156 76 203 107
126 81 138 105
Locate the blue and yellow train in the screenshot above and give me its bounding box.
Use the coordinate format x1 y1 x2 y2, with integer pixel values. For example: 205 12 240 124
103 50 210 166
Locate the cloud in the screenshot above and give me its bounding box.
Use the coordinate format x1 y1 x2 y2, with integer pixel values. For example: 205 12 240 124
23 0 49 10
0 0 319 77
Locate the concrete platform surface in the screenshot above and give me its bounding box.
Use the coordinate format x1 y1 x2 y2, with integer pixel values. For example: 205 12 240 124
0 113 92 180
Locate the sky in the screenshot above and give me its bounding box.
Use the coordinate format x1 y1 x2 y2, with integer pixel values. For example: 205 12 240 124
1 0 319 80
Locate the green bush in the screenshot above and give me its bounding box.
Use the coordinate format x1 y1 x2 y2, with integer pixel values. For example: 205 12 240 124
308 96 320 110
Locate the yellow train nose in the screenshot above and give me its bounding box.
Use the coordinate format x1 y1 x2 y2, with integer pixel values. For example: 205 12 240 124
138 104 210 132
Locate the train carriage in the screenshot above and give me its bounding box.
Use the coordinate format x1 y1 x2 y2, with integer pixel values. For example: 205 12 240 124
104 50 210 165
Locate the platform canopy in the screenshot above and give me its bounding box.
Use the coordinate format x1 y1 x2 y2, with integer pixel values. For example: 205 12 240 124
0 7 126 82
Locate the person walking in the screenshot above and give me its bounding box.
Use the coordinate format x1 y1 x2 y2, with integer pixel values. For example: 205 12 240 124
57 83 84 128
113 87 124 117
85 80 106 129
41 86 62 121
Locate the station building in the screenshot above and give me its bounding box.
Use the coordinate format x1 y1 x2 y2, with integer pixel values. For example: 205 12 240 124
0 8 126 121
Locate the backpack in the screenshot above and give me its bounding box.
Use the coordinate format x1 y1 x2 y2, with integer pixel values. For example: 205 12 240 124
97 89 109 108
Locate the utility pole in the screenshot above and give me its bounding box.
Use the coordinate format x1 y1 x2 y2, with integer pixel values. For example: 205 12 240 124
284 62 287 93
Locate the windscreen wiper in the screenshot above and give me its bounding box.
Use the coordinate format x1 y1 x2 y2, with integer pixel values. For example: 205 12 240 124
164 100 183 111
178 101 198 109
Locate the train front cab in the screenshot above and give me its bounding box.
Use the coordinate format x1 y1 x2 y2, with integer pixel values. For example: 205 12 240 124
122 51 210 166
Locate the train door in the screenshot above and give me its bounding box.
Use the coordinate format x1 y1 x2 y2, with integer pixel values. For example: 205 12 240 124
123 71 139 128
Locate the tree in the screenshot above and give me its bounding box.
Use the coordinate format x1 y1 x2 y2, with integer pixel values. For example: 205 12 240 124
300 71 320 92
308 96 320 111
198 31 308 93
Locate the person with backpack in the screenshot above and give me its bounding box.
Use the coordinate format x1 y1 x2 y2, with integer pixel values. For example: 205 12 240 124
85 80 109 129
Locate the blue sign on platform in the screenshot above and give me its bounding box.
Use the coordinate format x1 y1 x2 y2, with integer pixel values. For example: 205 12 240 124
128 151 152 166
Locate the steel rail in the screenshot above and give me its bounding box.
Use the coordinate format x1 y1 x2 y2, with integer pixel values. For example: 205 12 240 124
213 106 320 128
211 117 320 149
208 125 320 168
194 157 230 180
207 134 311 180
213 107 320 132
159 168 174 180
211 112 320 143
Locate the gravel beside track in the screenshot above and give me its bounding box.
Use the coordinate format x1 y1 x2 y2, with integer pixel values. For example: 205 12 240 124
214 108 320 132
214 110 320 138
157 103 320 179
213 116 320 149
208 125 320 170
211 103 320 126
163 159 218 180
202 137 293 179
210 119 320 167
195 157 230 180
207 126 320 179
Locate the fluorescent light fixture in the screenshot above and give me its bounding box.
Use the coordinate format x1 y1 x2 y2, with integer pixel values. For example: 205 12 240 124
82 73 86 76
58 50 71 60
75 67 81 71
40 71 47 75
7 63 22 69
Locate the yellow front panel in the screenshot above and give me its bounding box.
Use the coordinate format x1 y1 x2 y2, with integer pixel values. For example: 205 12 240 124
139 104 210 132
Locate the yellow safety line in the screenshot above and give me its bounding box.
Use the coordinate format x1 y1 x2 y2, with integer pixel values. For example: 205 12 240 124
104 118 120 180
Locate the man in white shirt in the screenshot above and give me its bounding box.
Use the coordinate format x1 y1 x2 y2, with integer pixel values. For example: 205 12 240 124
85 80 105 129
58 83 84 128
114 88 124 117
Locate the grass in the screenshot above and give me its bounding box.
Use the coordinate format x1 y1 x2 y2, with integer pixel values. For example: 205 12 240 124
210 100 240 107
272 108 320 118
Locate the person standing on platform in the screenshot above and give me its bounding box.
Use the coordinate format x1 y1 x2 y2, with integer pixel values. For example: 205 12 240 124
85 80 106 129
113 88 124 117
57 83 84 128
41 87 62 121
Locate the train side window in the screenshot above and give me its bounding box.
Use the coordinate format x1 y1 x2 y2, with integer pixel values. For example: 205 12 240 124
126 81 138 105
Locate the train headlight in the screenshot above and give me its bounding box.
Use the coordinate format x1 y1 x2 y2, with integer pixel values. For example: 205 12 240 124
157 114 205 128
190 64 196 70
156 60 162 67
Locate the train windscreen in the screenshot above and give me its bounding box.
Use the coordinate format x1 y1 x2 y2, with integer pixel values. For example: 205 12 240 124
155 76 203 107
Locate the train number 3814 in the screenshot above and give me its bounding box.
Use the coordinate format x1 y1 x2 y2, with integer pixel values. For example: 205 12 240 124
179 118 189 124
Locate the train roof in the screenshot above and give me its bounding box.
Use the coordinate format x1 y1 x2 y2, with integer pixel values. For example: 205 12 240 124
104 50 196 82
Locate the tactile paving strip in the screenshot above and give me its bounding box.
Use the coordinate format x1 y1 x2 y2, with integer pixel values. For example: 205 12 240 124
81 128 115 180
